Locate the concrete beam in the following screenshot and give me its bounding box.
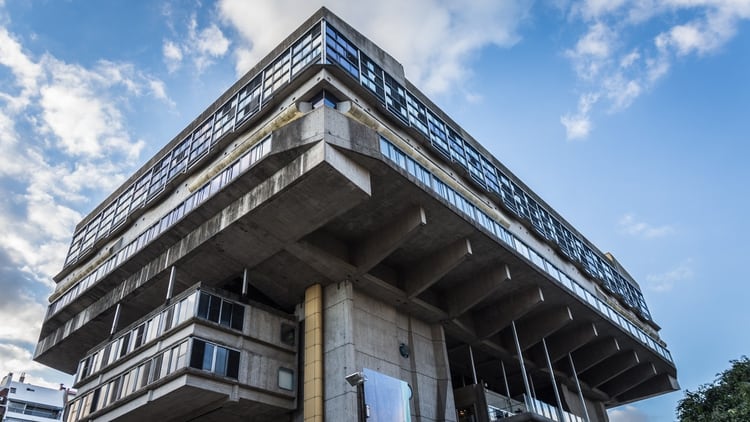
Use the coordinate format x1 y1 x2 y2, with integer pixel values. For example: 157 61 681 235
583 351 640 388
571 337 621 373
404 238 472 299
443 314 479 343
601 363 658 398
286 239 353 283
616 373 680 403
501 306 574 351
446 264 511 318
475 286 545 339
351 205 426 272
546 323 599 363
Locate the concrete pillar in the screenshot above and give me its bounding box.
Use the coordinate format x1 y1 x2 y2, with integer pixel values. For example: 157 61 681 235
323 282 357 421
304 284 324 422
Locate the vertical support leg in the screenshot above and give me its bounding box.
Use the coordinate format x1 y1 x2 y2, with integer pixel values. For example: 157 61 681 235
304 284 324 422
569 353 591 422
512 320 535 413
543 337 565 422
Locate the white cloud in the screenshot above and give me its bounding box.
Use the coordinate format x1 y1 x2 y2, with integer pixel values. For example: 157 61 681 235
0 27 41 110
196 24 230 57
0 343 71 389
609 405 650 422
0 10 172 389
618 214 675 238
163 40 183 72
0 296 46 345
0 19 166 285
217 0 531 95
646 259 694 292
620 48 640 68
561 92 599 140
604 74 642 110
574 0 629 20
162 16 231 72
568 22 615 62
561 0 750 139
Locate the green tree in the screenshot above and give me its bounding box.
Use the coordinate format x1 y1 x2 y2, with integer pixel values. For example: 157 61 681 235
677 356 750 421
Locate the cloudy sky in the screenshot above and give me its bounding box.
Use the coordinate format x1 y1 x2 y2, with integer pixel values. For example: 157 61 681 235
1 0 748 420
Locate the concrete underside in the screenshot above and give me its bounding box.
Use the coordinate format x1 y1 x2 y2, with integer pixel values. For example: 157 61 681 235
97 373 293 422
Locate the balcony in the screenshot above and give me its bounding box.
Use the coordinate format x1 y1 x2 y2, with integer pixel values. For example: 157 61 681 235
66 285 298 422
456 385 585 422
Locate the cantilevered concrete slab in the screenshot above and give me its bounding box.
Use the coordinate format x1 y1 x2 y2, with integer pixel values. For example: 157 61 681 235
446 264 511 318
600 363 658 398
351 205 427 272
570 337 621 374
404 238 473 299
529 323 599 365
500 306 574 352
474 286 545 339
616 373 680 404
583 350 640 388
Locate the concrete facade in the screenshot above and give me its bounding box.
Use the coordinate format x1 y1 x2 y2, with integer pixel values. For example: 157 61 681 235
34 8 677 422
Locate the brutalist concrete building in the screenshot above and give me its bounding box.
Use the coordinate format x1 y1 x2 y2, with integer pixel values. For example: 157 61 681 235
34 8 678 422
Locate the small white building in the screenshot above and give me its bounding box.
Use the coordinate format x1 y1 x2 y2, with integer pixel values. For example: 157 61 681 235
0 373 64 422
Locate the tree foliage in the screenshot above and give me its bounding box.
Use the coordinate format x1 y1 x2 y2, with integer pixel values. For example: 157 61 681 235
677 356 750 421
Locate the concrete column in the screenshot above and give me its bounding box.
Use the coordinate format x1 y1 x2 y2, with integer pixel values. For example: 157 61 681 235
304 284 324 422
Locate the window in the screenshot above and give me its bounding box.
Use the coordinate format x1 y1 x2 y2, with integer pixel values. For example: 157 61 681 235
360 53 384 100
384 74 408 123
133 323 146 349
236 76 262 125
197 292 244 331
278 368 294 390
190 339 240 379
291 24 322 75
310 90 339 109
262 51 291 100
325 24 359 78
118 332 131 358
169 341 189 374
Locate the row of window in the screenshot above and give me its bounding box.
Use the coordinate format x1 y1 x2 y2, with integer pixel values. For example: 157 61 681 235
5 401 62 419
66 337 290 422
75 290 246 385
524 395 584 422
62 23 323 270
47 138 271 320
323 22 650 320
379 139 672 363
66 339 191 422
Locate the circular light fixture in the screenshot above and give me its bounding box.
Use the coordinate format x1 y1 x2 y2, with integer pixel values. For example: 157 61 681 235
399 342 410 358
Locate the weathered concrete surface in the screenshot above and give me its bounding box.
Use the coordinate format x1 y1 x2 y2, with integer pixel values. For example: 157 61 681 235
36 139 372 372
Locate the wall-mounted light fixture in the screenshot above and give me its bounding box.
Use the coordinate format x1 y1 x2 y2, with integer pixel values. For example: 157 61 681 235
345 371 366 387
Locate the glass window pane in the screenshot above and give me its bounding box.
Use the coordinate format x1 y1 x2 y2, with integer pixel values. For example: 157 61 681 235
231 304 245 331
278 368 294 390
215 346 228 376
202 343 215 371
190 339 206 370
220 301 233 326
227 350 240 379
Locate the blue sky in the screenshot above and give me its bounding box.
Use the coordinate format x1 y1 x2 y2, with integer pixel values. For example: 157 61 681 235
0 1 748 420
